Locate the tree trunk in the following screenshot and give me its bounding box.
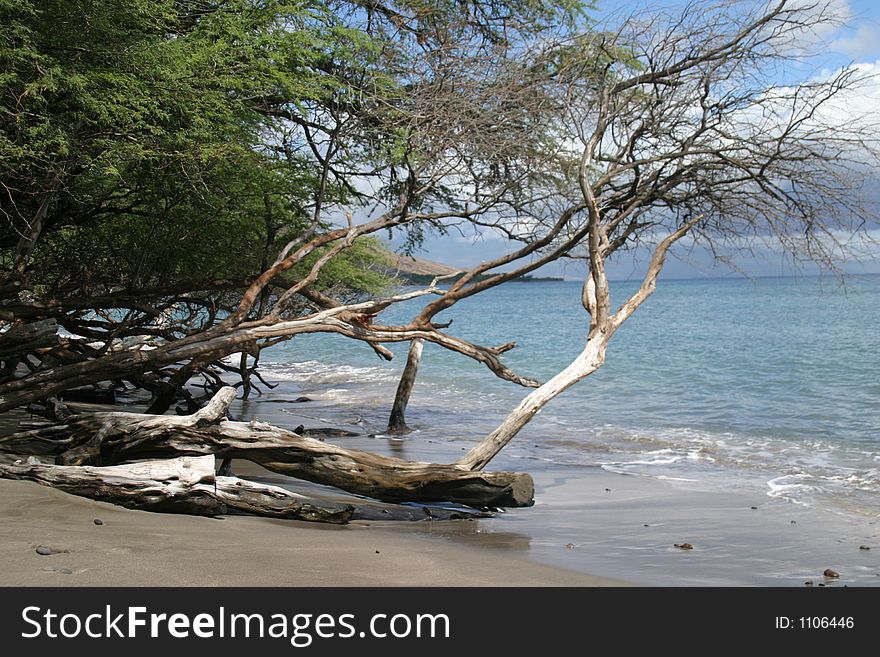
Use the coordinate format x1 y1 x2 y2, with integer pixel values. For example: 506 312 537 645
0 454 355 523
0 455 224 516
387 338 423 433
0 318 59 358
1 387 534 508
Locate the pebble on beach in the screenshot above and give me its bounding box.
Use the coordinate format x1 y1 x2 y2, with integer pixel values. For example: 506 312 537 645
35 546 53 556
94 518 104 525
565 543 576 549
674 543 694 550
859 545 871 550
823 568 840 578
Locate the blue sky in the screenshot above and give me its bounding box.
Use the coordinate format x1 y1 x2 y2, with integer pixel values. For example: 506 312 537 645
383 0 880 280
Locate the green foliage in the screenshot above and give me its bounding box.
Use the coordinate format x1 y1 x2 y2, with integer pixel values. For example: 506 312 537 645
1 0 597 304
0 0 390 297
297 236 393 295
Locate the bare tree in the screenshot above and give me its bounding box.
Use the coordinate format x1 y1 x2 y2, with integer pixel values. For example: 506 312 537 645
457 0 879 468
2 0 877 516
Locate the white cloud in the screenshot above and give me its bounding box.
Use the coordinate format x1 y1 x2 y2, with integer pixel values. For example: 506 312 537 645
830 23 880 58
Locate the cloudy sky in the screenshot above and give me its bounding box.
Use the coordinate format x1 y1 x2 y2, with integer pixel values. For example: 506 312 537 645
382 0 880 280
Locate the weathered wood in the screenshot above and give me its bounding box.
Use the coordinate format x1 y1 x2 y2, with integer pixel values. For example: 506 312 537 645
0 319 59 358
1 387 535 507
388 337 423 433
0 454 355 523
214 476 353 523
0 455 224 516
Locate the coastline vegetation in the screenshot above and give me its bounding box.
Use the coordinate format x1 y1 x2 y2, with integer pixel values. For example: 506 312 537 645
1 1 875 520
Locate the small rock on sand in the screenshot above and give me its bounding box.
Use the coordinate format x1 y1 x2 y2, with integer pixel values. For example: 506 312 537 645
94 518 104 526
674 543 694 550
823 568 840 578
859 545 871 550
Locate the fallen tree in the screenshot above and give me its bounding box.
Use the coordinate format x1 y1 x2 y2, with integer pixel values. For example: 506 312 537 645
0 387 534 508
0 454 354 523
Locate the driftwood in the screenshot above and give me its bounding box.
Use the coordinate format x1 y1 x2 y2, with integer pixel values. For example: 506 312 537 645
0 319 59 358
388 338 423 433
0 387 534 508
0 454 354 523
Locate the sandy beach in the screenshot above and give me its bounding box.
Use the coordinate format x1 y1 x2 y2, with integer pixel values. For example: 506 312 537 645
0 477 627 587
2 389 878 587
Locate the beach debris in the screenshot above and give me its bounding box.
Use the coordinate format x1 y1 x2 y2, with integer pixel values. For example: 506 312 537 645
818 583 826 587
375 550 380 554
644 524 650 527
823 568 840 578
35 546 68 556
93 518 103 525
750 506 758 510
605 488 612 492
295 397 312 403
0 386 536 510
674 543 694 550
859 545 871 550
42 567 73 575
804 581 813 586
565 543 576 550
790 520 797 524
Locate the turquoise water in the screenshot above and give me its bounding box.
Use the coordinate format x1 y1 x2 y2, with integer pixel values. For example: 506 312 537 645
261 275 880 520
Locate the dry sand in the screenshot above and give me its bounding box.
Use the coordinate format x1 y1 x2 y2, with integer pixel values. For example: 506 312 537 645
0 478 627 587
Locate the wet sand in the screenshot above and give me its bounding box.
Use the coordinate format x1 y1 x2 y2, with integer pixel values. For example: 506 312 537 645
2 395 878 587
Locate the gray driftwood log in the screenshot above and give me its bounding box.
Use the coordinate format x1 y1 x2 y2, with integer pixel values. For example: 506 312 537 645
0 387 534 507
0 455 354 523
0 318 60 359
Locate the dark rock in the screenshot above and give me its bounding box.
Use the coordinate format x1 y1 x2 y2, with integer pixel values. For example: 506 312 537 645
375 550 380 554
750 506 758 510
823 568 840 578
859 545 871 550
35 546 53 556
93 518 104 526
605 488 612 492
674 543 694 550
804 581 813 586
790 520 797 524
294 397 312 403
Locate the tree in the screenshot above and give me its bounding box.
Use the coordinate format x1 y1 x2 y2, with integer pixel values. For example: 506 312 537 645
1 0 876 518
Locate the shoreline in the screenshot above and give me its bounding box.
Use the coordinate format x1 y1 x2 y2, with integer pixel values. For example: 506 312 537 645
0 478 626 587
1 380 877 587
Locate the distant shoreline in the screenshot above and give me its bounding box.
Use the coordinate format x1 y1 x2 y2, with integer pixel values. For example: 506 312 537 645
396 273 564 285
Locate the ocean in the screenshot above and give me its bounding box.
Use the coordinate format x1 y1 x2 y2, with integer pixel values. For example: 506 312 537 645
245 274 880 584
